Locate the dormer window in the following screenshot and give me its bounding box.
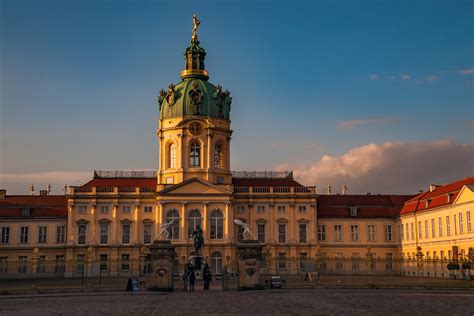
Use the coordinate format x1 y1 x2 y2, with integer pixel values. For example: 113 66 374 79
425 199 431 208
21 208 31 217
350 207 358 217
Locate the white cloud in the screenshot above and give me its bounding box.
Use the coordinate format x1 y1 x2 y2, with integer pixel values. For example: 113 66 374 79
424 75 439 82
401 74 411 80
0 171 92 194
275 139 474 194
457 68 474 75
369 74 380 80
338 117 395 129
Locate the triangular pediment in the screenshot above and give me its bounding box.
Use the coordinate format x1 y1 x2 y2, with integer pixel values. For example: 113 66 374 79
159 178 232 196
453 185 474 205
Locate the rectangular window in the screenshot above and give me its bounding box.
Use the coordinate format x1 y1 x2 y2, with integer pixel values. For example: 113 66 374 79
20 226 29 243
38 226 48 243
78 205 88 213
438 217 443 237
335 253 343 270
299 224 307 244
78 224 87 245
424 220 428 239
277 205 287 213
431 218 436 237
298 205 307 213
440 251 445 260
317 224 326 241
56 225 65 243
418 221 422 239
18 256 27 273
410 222 414 240
122 224 131 244
21 208 31 217
467 211 472 232
446 216 451 236
352 253 360 271
278 253 286 271
367 225 376 242
121 254 130 271
144 206 153 213
0 257 8 274
334 225 343 241
385 253 393 271
459 212 463 234
401 224 404 241
1 227 10 244
236 205 245 213
257 224 265 243
55 255 65 273
100 254 108 272
350 225 359 241
77 254 85 272
385 225 392 241
122 206 131 214
144 223 152 244
38 256 46 273
100 205 109 214
100 223 109 245
256 205 265 213
278 224 286 244
405 223 409 240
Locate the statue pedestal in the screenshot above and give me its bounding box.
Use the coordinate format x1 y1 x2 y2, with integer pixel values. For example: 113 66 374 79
148 240 175 292
189 253 205 279
237 240 264 290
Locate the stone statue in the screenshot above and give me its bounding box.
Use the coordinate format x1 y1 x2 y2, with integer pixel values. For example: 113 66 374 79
191 225 204 253
192 14 201 40
234 219 257 241
156 219 176 240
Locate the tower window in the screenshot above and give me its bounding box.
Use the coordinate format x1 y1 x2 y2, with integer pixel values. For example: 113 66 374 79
169 143 176 169
190 141 201 167
214 143 223 169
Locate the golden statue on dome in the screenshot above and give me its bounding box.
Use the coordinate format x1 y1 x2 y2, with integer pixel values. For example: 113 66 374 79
192 14 201 40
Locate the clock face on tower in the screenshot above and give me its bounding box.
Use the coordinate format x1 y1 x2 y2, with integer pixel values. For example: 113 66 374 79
189 122 202 136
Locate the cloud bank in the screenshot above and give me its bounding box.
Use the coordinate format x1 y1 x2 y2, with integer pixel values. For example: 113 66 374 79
276 140 474 194
338 117 395 129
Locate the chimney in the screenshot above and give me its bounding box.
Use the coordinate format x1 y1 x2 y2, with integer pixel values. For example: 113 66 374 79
429 184 441 192
0 189 6 199
39 190 48 196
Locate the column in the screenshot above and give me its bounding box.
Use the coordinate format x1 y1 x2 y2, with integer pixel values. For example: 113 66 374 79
134 203 141 244
206 131 212 180
202 202 208 235
67 204 75 245
156 202 164 239
224 202 231 241
269 205 275 243
181 202 187 241
90 202 97 245
113 203 119 244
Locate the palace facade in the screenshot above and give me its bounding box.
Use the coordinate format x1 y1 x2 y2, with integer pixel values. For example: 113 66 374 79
1 19 472 279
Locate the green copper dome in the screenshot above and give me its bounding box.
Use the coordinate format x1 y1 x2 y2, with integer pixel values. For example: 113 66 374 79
158 35 232 120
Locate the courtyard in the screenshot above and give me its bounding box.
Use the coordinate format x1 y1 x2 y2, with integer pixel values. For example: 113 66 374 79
0 289 473 315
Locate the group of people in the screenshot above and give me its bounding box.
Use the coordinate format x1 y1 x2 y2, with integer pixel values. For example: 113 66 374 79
185 263 212 291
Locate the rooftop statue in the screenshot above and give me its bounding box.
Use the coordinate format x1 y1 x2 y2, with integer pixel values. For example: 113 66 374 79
192 14 201 40
156 219 176 240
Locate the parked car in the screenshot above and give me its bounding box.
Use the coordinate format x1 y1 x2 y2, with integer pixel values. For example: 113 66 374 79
266 275 285 289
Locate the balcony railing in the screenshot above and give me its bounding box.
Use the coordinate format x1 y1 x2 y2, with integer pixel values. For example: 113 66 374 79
69 186 155 195
233 186 316 195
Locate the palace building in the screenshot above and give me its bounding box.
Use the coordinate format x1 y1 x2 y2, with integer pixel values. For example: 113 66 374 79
0 18 472 279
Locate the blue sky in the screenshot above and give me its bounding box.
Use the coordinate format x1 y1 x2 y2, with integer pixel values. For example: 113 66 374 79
1 0 473 194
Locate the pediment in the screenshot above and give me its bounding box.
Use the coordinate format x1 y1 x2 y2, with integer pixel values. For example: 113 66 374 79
159 178 232 196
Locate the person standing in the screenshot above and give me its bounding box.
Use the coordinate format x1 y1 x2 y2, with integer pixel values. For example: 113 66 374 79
189 270 196 292
203 264 212 291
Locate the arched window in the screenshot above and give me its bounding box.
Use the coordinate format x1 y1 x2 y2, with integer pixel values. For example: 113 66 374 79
190 141 200 168
211 252 223 274
169 143 176 169
166 209 180 240
210 209 224 240
187 209 202 237
214 143 223 169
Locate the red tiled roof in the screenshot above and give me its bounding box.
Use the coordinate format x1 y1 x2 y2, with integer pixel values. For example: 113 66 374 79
0 195 67 218
83 178 157 188
232 178 304 187
317 194 413 218
400 176 474 215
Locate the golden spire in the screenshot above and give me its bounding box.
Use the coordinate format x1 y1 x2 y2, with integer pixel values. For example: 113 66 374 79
192 14 201 41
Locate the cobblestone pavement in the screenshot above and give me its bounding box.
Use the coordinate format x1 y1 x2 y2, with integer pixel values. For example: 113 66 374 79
0 289 473 315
